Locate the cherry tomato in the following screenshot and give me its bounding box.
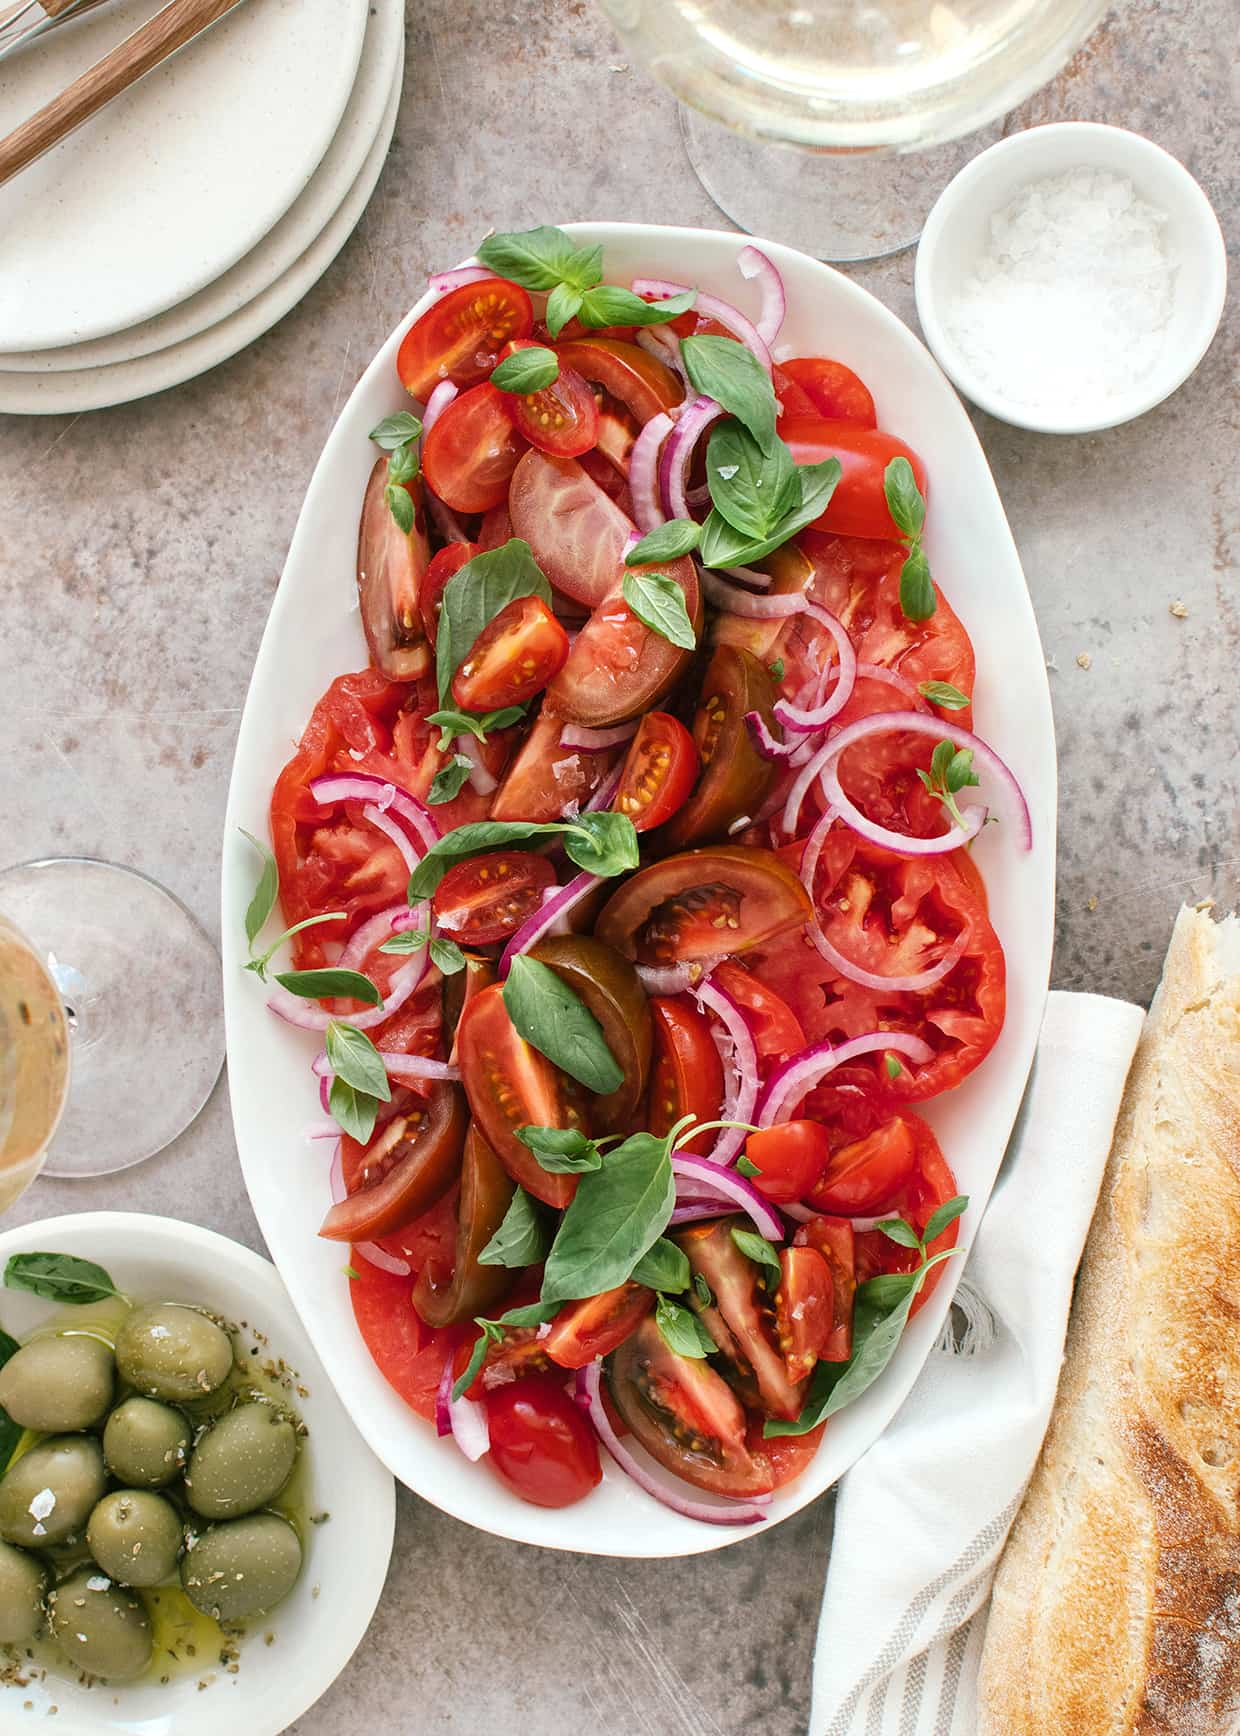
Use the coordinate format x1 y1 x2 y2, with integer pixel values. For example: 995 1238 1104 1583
614 711 698 832
432 850 557 947
498 340 599 458
490 711 621 824
744 1119 830 1203
647 996 725 1156
677 1218 804 1421
507 448 635 608
595 845 811 967
356 457 431 680
397 277 533 399
710 962 805 1064
412 1124 516 1327
776 357 877 429
852 1115 960 1318
418 541 476 645
553 336 684 423
793 1216 856 1360
807 1115 918 1215
781 418 929 541
482 1373 602 1508
349 1257 452 1423
774 1246 834 1382
545 557 702 726
421 383 525 514
319 1083 468 1242
531 935 652 1135
449 594 569 713
544 1282 655 1369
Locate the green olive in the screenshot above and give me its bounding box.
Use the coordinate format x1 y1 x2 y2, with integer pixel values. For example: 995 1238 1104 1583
114 1303 234 1404
181 1514 302 1622
86 1491 183 1589
47 1565 152 1681
0 1333 114 1432
0 1539 46 1644
103 1396 191 1488
185 1403 298 1520
0 1436 108 1548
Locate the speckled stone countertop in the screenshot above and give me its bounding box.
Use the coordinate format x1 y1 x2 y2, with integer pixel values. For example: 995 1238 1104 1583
0 1 1235 1730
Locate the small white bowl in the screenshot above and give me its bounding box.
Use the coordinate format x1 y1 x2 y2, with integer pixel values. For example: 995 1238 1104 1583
915 122 1227 434
0 1212 395 1736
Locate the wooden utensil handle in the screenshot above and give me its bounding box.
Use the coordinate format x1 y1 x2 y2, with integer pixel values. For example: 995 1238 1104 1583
0 0 119 48
0 0 245 188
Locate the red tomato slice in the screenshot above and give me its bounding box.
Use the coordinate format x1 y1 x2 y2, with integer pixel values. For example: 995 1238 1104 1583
543 1283 655 1369
491 711 620 824
759 1419 828 1489
431 850 556 946
648 996 725 1156
743 1119 831 1203
774 1246 834 1382
507 448 634 607
418 541 475 646
806 1115 918 1215
483 1373 602 1508
421 383 526 514
499 341 599 458
771 363 817 420
348 1256 452 1423
793 1217 856 1360
451 595 569 712
397 278 533 399
553 336 684 423
776 357 877 429
613 711 698 832
320 1083 468 1242
852 1115 961 1318
782 418 929 541
710 961 806 1063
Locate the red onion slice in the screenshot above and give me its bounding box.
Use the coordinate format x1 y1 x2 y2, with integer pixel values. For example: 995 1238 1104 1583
628 410 673 533
427 262 491 296
311 1047 460 1086
781 734 839 837
659 396 725 522
670 1155 784 1240
700 569 807 618
692 978 760 1168
583 762 623 813
781 1202 817 1224
634 958 721 996
454 731 498 796
497 871 602 978
577 1362 768 1526
736 246 786 346
720 564 772 589
363 802 422 874
772 605 857 733
635 326 690 387
423 380 458 432
560 721 638 751
355 1241 412 1277
338 903 426 973
745 710 796 762
808 913 971 995
305 1119 338 1141
757 1032 936 1128
435 1347 490 1460
311 772 440 853
267 918 428 1032
328 1141 345 1205
631 279 773 372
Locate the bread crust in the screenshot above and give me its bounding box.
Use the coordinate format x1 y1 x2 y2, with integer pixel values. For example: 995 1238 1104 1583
979 907 1240 1736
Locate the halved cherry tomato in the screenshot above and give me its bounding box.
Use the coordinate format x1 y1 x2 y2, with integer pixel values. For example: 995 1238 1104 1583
491 711 620 823
607 1315 774 1498
807 1114 918 1215
781 418 929 541
418 541 475 646
660 647 778 848
711 962 805 1064
531 935 652 1135
852 1115 960 1318
451 595 569 712
455 983 584 1209
483 1373 602 1508
647 996 725 1155
397 277 533 399
349 1257 451 1422
744 1119 830 1203
774 1246 833 1382
412 1124 516 1327
319 1082 468 1242
498 339 599 458
792 1216 855 1360
545 556 702 727
421 383 525 514
507 448 633 607
356 457 431 680
432 851 556 947
553 336 684 423
776 357 877 429
544 1282 655 1369
596 845 812 966
614 711 698 832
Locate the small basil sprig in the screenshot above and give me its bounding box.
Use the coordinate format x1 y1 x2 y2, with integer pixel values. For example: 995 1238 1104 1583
698 422 840 569
884 458 935 621
621 571 696 651
369 413 423 534
478 1188 554 1269
917 740 980 831
540 1130 679 1305
503 956 623 1094
515 1125 602 1174
428 755 473 806
324 1021 390 1143
435 539 552 710
378 930 465 976
631 1237 690 1294
475 225 696 339
731 1226 781 1281
427 706 525 754
492 345 559 394
656 1295 716 1359
4 1252 122 1305
273 968 382 1007
918 681 969 711
406 810 639 902
238 830 350 980
736 1154 761 1179
451 1300 562 1402
625 520 701 565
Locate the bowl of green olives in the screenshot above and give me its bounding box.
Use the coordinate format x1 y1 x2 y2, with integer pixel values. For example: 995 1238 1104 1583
0 1213 394 1735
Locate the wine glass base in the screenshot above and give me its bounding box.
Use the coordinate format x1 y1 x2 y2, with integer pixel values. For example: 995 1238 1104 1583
678 106 1006 264
0 859 224 1178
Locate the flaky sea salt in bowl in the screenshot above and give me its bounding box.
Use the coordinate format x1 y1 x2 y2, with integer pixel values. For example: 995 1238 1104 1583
914 123 1227 434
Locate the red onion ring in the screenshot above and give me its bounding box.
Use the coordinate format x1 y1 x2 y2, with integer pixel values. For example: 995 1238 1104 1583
781 735 839 836
692 978 759 1167
630 279 773 371
435 1346 490 1460
318 1073 331 1114
700 569 808 618
355 1241 412 1277
338 903 425 973
851 662 928 706
720 564 772 589
267 901 429 1031
658 396 724 522
427 262 491 296
772 605 857 733
628 410 673 533
577 1362 768 1526
423 380 458 432
311 1047 460 1086
560 721 638 751
745 710 796 762
635 326 690 388
497 871 602 977
757 1032 936 1128
737 246 786 346
583 762 623 813
781 1202 817 1224
362 802 422 875
670 1155 784 1240
634 958 721 996
305 1119 338 1141
808 912 971 995
311 773 440 853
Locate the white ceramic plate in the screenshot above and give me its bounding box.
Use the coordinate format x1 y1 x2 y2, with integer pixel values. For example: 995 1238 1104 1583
0 44 401 415
0 0 367 352
0 1212 395 1735
0 0 403 375
222 224 1057 1558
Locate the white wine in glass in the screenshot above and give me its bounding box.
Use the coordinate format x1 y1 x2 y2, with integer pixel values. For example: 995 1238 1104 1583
599 0 1109 259
0 916 70 1211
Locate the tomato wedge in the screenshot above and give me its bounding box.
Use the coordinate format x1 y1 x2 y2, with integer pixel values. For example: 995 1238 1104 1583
432 851 556 947
614 711 698 832
544 556 701 727
319 1083 469 1242
418 541 476 647
356 457 432 681
595 845 812 966
677 1218 806 1422
421 383 526 514
507 448 634 608
852 1115 960 1318
660 647 778 849
451 595 569 712
647 996 725 1155
774 1246 834 1382
781 418 929 541
498 341 599 458
397 277 533 399
792 1217 856 1360
544 1282 655 1369
553 336 684 423
776 357 877 429
412 1124 516 1327
530 935 652 1136
491 711 620 823
807 1114 918 1215
744 1119 830 1203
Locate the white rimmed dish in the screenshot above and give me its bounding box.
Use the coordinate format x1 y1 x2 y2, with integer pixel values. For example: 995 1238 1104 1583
222 222 1057 1557
914 122 1228 434
0 1212 395 1735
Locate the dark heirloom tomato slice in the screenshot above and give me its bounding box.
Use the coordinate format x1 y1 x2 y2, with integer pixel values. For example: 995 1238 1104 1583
319 1082 468 1242
483 1373 602 1508
544 1282 655 1369
490 711 620 823
660 647 779 848
507 448 635 608
451 595 569 712
530 935 652 1134
774 1247 833 1382
421 383 526 514
397 277 533 399
454 983 584 1209
614 711 698 832
432 851 556 947
744 1119 831 1203
807 1114 918 1215
418 541 476 646
793 1217 856 1361
776 357 877 429
595 845 811 966
545 557 701 727
677 1218 805 1421
781 418 929 541
553 335 684 423
412 1124 516 1327
647 996 725 1155
499 341 599 458
356 456 432 681
852 1116 960 1318
606 1315 775 1498
712 541 816 670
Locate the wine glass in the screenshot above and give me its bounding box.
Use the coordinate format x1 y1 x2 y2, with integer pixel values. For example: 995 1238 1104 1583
0 858 224 1200
598 0 1110 261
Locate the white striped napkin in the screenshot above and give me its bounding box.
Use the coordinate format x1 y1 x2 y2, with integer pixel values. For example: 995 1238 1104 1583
811 990 1145 1736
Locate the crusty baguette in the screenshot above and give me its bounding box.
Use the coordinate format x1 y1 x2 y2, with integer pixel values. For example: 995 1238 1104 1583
979 905 1240 1736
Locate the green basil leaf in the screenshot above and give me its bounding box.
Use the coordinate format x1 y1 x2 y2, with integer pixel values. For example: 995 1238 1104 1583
883 456 925 540
562 810 639 878
768 658 785 681
922 1194 969 1247
875 1217 922 1251
516 1125 602 1173
631 1237 690 1294
930 740 956 788
387 440 420 486
541 1132 676 1304
697 454 842 570
324 1021 391 1101
795 456 844 524
680 335 778 454
946 749 979 794
385 483 414 535
435 539 553 708
429 938 467 976
0 1327 20 1475
329 1077 380 1144
579 285 696 328
239 828 279 950
918 681 970 711
625 520 701 565
705 422 799 539
369 411 423 451
860 1269 922 1311
899 546 936 621
451 1300 563 1400
621 571 697 651
378 929 428 955
4 1252 120 1305
428 754 474 806
476 226 599 292
503 955 623 1094
406 813 637 902
273 968 382 1007
477 1187 553 1269
736 1154 761 1178
656 1295 717 1358
730 1226 782 1279
765 1280 917 1435
427 706 526 750
492 345 560 394
545 282 583 340
884 1053 904 1081
693 1272 714 1309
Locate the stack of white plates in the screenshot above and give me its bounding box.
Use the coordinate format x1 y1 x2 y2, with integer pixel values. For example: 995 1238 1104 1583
0 0 403 414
